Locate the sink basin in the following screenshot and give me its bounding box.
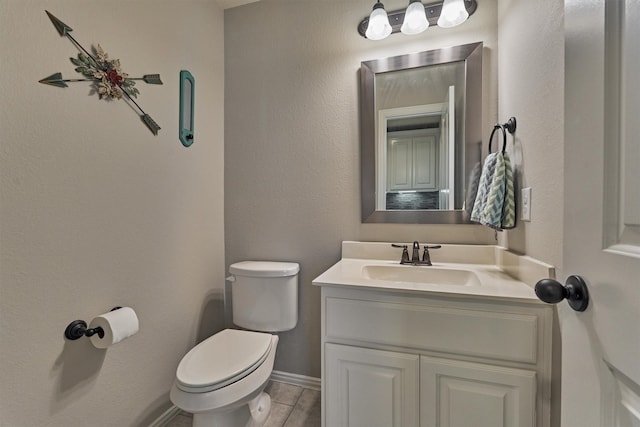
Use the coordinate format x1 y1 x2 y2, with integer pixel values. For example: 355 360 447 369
362 264 481 286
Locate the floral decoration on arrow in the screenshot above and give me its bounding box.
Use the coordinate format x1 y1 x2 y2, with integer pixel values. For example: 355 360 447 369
39 11 162 135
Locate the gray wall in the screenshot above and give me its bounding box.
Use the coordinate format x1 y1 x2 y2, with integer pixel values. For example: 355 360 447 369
0 1 225 425
497 0 565 267
497 1 564 425
225 0 499 378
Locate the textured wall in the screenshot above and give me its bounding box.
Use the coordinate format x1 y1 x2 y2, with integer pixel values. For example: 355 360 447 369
497 0 564 268
0 1 225 426
497 2 565 426
225 0 498 378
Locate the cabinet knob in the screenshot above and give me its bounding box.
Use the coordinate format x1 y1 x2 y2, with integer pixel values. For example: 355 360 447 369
534 275 589 312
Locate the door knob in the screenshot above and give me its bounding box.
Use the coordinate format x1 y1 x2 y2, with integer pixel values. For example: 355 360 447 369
534 275 589 312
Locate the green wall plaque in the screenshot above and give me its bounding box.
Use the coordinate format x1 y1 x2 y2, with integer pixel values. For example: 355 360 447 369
179 70 195 147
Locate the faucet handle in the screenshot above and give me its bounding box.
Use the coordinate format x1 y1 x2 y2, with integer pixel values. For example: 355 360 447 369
391 244 410 264
421 244 442 265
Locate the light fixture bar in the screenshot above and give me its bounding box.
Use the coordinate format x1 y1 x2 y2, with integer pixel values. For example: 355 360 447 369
357 0 477 38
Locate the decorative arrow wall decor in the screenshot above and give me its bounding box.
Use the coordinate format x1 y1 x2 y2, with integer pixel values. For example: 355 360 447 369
39 11 162 135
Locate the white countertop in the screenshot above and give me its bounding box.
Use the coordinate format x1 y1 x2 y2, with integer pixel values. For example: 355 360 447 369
312 241 556 302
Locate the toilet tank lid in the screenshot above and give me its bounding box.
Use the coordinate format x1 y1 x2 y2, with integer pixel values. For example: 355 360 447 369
229 261 299 277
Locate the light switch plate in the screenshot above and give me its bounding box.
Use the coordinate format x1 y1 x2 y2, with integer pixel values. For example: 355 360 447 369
522 187 532 221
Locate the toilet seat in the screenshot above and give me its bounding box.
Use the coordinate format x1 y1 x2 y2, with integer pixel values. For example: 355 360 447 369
176 329 273 393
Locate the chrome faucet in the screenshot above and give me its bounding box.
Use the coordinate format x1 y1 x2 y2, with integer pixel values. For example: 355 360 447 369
391 242 442 266
411 241 421 263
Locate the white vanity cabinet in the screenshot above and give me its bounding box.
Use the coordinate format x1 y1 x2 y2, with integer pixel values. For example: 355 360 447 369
320 286 553 427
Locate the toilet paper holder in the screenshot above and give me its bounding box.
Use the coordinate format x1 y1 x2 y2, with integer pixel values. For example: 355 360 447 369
64 307 121 341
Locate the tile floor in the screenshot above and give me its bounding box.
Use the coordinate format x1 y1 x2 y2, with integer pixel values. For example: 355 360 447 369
166 381 321 427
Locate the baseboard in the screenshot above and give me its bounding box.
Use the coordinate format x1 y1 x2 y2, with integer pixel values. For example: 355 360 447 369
270 370 321 391
147 405 182 427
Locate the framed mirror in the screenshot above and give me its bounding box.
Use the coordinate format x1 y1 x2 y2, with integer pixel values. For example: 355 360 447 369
361 42 483 223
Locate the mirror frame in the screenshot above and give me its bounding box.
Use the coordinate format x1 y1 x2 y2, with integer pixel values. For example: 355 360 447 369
360 42 483 224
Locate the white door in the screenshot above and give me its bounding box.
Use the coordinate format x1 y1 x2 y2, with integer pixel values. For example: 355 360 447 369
561 1 640 426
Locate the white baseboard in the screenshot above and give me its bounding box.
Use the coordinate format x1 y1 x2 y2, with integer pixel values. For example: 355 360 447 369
148 371 321 426
147 405 182 427
270 370 321 391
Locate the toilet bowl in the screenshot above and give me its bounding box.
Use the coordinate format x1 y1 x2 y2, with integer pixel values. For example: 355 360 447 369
170 329 279 427
170 261 299 427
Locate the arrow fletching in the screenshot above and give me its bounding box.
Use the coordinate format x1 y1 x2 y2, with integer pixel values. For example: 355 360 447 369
142 74 163 85
142 114 161 135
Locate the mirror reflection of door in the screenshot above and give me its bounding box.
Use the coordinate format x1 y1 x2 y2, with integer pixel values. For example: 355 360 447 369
377 86 455 211
386 128 439 209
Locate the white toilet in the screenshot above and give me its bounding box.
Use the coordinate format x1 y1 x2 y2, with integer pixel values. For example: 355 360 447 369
170 261 299 427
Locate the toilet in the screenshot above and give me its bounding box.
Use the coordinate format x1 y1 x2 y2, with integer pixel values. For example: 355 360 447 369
170 261 299 427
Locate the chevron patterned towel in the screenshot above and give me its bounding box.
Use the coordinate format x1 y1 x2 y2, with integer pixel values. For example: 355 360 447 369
470 152 515 230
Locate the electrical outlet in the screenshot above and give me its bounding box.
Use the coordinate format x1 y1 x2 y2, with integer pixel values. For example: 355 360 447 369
521 187 532 221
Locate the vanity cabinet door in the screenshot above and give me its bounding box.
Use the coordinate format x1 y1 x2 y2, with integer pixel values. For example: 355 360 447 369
387 138 413 190
387 133 437 191
325 343 419 427
420 356 537 427
412 135 437 190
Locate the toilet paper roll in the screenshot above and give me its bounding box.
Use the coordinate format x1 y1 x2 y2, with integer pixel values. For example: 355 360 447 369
89 307 139 349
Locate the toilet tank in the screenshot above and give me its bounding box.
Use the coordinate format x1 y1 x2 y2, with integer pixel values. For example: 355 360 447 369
228 261 299 332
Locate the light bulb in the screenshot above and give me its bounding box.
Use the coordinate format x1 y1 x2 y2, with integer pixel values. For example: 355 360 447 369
437 0 469 28
401 0 429 35
365 2 392 40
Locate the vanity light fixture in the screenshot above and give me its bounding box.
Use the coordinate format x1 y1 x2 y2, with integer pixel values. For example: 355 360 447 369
438 0 469 28
401 0 429 35
358 0 477 39
365 1 393 40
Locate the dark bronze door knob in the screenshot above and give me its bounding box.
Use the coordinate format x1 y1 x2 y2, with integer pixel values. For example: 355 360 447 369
535 275 589 312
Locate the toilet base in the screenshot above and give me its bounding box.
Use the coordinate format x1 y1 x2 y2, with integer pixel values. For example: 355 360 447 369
192 392 271 427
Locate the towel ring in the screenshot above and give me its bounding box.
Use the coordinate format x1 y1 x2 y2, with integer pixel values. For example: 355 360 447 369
489 124 507 154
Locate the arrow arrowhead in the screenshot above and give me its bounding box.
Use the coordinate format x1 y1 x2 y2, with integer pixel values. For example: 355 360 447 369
45 10 73 36
39 72 68 88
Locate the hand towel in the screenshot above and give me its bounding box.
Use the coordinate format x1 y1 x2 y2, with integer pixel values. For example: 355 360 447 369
470 153 498 223
471 152 515 230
